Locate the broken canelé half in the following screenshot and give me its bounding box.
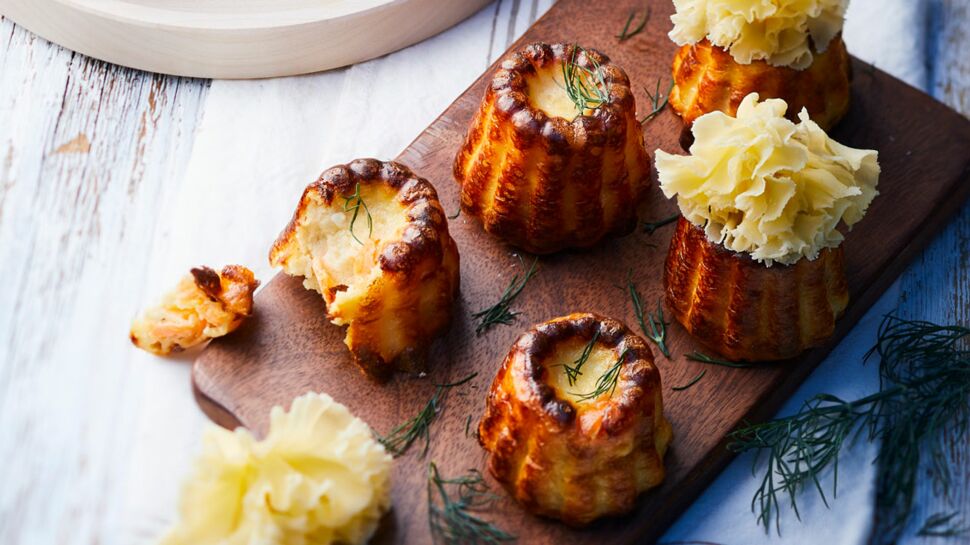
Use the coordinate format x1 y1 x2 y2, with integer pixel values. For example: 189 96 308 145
130 265 259 356
478 313 671 525
657 94 880 361
454 42 651 254
270 159 460 379
668 1 851 130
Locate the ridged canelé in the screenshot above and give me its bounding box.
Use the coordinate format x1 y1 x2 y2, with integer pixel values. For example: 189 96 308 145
664 218 849 361
670 36 851 131
478 313 671 525
270 159 460 379
454 42 651 254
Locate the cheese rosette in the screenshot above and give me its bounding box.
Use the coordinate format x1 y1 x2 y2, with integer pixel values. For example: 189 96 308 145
656 93 879 266
669 0 849 69
161 392 392 545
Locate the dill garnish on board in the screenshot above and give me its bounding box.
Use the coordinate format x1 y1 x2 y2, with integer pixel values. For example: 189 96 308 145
561 46 609 114
377 372 477 457
641 78 674 124
472 256 538 334
571 348 630 402
728 315 970 540
642 213 679 235
687 351 753 368
671 370 706 391
616 5 650 42
427 462 516 545
626 276 671 357
341 182 373 245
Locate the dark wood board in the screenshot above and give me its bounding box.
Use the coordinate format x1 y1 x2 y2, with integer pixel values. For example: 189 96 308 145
192 0 970 543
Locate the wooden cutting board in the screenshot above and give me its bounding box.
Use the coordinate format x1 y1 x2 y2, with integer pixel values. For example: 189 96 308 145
0 0 491 78
193 0 970 542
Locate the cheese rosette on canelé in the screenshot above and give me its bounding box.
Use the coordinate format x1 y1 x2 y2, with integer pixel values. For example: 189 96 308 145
656 93 879 361
668 0 852 131
161 392 392 545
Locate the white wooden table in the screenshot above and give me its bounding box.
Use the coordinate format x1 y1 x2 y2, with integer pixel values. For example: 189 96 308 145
0 1 967 544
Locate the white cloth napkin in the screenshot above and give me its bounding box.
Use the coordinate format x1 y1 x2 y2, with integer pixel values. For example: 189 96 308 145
133 1 931 543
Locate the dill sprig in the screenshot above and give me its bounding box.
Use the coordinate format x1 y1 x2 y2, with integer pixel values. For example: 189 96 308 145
570 348 630 402
341 182 373 245
643 214 679 235
640 78 674 124
427 462 516 545
561 46 609 114
916 511 970 538
687 351 753 368
472 257 538 334
672 370 706 391
377 373 477 457
627 277 670 358
617 6 650 42
727 315 970 539
557 330 601 387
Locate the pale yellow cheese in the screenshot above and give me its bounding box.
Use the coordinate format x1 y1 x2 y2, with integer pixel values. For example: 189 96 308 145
669 0 848 69
160 392 392 545
656 93 879 265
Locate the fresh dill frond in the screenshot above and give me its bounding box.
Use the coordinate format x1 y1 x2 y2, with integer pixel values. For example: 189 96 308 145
571 348 630 402
916 511 970 538
643 214 679 235
557 329 601 387
728 315 970 538
427 462 516 545
448 205 462 219
616 6 650 42
561 46 609 114
341 182 373 245
464 415 472 438
672 370 706 391
627 276 670 357
640 78 674 124
687 351 753 368
472 256 539 334
377 372 478 457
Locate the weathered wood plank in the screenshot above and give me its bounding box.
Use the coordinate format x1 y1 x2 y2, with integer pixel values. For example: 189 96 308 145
893 0 970 542
0 15 209 545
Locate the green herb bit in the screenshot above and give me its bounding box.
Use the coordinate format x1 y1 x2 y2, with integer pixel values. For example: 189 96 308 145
672 370 706 391
640 78 674 124
617 6 650 42
728 315 970 538
448 205 462 219
472 257 539 334
687 351 753 368
628 277 670 358
427 462 516 545
557 329 601 387
464 415 472 438
341 182 373 245
377 372 477 457
561 46 609 114
570 348 630 402
642 214 679 235
916 511 970 538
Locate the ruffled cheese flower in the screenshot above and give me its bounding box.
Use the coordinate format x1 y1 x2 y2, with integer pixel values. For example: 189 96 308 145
161 392 392 545
669 0 849 69
655 93 879 266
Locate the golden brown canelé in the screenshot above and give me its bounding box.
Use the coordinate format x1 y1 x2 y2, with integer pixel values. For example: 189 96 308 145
270 159 460 379
665 218 849 361
454 42 652 254
670 36 851 131
130 265 259 356
478 313 672 525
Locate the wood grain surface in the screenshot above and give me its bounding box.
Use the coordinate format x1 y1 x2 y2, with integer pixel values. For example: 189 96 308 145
192 0 970 543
